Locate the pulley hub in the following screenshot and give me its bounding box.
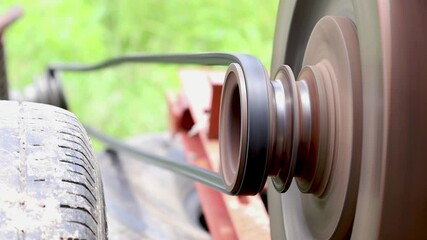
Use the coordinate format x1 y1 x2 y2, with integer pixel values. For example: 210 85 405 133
219 16 358 196
219 62 333 195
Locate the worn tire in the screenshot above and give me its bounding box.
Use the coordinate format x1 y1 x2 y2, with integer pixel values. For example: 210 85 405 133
0 101 107 239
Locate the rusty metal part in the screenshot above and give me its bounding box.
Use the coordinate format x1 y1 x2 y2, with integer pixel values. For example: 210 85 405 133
207 77 222 139
0 7 23 100
174 68 270 239
166 91 194 132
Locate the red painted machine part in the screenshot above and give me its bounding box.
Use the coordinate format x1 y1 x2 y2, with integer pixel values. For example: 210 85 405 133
166 68 270 240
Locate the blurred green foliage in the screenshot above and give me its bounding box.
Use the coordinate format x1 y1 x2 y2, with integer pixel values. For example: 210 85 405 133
0 1 278 140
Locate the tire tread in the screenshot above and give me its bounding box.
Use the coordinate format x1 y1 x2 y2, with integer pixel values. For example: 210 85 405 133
0 101 107 239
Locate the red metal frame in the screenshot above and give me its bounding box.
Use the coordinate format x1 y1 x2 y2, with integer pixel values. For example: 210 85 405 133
167 68 270 240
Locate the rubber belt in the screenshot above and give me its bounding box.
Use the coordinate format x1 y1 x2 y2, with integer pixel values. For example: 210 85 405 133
50 53 268 195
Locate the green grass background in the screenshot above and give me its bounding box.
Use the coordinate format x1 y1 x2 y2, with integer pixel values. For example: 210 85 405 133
0 1 278 142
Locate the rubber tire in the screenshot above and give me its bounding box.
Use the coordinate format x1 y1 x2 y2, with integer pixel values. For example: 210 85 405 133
0 101 107 239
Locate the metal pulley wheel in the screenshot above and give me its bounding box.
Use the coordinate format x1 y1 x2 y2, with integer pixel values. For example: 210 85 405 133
269 0 427 239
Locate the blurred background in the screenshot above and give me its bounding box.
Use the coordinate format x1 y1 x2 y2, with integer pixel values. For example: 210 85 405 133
0 1 278 146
